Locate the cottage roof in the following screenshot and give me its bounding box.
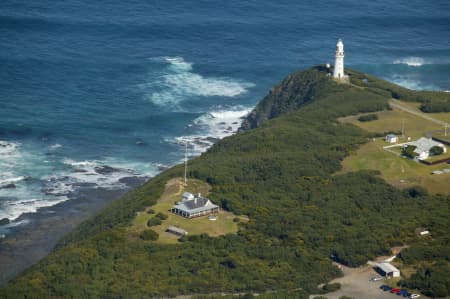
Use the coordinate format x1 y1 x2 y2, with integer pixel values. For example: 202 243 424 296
386 134 397 138
407 137 444 154
173 197 219 214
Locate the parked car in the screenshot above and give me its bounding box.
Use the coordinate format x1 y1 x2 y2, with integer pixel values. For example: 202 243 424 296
380 284 392 291
370 275 383 282
398 290 410 297
410 294 420 299
380 284 391 290
391 288 401 294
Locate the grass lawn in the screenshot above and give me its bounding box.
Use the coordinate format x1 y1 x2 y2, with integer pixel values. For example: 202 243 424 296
129 177 247 244
432 132 450 144
339 108 442 140
339 104 450 194
339 138 450 195
393 100 450 124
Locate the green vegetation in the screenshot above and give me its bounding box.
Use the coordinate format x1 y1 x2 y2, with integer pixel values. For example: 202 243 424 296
357 113 378 122
346 69 450 112
155 212 168 220
402 145 417 159
398 236 450 297
430 145 444 156
1 66 448 298
322 282 341 292
140 229 159 241
399 264 450 297
147 217 162 227
420 101 450 113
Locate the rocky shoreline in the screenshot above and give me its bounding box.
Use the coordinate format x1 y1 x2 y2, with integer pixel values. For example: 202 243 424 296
0 176 148 286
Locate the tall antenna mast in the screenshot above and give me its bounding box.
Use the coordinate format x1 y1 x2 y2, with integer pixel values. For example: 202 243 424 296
184 141 188 187
401 119 405 138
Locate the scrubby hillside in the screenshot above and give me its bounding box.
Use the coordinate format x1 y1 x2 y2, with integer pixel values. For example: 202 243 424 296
242 66 450 130
1 67 448 298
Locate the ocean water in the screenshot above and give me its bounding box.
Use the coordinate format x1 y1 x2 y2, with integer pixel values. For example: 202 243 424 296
1 0 449 234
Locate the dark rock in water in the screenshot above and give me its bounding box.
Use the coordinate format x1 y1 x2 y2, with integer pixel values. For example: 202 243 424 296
0 183 16 189
218 122 227 125
232 122 239 125
0 218 10 226
135 140 147 146
94 165 121 175
119 176 148 188
158 165 169 172
73 168 88 173
226 126 233 131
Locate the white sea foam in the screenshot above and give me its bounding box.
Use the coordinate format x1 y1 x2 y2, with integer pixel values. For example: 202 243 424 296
0 175 26 186
393 57 426 67
0 196 69 221
49 143 62 150
0 141 20 156
53 157 155 194
390 76 438 91
169 105 251 154
148 57 255 106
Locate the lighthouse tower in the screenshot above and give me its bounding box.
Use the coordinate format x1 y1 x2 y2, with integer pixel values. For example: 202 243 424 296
333 39 345 79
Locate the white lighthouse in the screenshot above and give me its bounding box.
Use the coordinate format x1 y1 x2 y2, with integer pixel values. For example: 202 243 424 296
333 39 345 79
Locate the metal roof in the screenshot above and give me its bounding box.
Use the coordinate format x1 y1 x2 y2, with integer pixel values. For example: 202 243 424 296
166 226 187 235
173 197 219 214
182 192 194 199
376 262 400 274
407 137 445 154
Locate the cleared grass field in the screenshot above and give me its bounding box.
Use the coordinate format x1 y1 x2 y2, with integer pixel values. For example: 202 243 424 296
129 177 246 244
339 108 442 140
339 106 450 194
393 100 450 124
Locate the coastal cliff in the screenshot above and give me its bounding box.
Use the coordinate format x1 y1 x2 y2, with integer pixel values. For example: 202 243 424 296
1 67 449 298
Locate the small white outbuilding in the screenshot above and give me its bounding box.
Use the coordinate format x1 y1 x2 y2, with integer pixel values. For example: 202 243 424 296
376 262 400 278
385 134 398 143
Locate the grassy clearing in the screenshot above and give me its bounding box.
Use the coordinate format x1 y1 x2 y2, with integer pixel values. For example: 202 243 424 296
340 108 442 140
129 178 246 244
393 100 450 124
339 107 450 194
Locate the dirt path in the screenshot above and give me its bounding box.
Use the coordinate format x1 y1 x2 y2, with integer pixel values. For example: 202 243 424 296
389 99 449 127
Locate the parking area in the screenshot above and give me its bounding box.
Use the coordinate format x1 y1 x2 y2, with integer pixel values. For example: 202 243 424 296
309 264 428 299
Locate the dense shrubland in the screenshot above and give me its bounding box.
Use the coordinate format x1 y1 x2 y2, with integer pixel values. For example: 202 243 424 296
1 67 448 298
347 69 450 113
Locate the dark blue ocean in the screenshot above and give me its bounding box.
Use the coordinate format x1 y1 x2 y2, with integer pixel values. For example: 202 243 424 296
1 0 449 232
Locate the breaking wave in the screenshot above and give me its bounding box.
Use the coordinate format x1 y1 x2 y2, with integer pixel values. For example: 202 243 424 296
393 57 426 67
168 105 251 155
0 140 157 225
0 197 69 222
147 57 255 106
390 75 439 91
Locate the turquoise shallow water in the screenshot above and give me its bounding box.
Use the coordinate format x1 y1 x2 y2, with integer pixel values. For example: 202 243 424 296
0 0 449 231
